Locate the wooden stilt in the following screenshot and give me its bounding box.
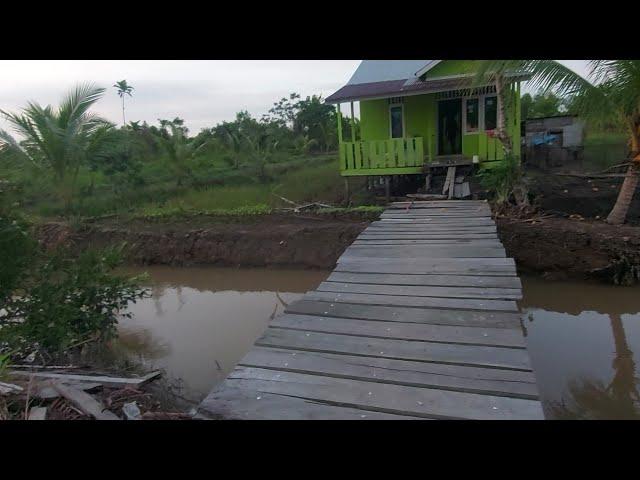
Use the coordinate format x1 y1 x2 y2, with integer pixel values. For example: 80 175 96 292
384 176 391 203
344 177 350 206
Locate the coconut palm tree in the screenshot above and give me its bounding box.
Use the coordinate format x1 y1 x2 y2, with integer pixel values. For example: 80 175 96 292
114 80 134 125
157 123 208 186
0 84 115 210
474 60 640 224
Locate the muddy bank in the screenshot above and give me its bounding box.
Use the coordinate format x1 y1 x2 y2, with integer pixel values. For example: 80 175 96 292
36 214 368 269
498 216 640 284
35 210 640 284
527 169 640 225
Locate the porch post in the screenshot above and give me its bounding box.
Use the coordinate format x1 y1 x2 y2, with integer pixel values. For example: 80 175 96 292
350 101 356 143
336 103 343 144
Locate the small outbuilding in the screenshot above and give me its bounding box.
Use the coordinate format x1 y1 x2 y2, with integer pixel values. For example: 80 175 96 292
522 114 585 168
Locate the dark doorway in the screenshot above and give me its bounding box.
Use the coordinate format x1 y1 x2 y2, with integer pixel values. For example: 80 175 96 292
438 99 462 155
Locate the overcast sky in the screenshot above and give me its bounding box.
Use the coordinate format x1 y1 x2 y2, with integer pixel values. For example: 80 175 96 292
0 60 590 134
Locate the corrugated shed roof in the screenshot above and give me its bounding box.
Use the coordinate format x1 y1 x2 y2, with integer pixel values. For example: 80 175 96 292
346 60 433 85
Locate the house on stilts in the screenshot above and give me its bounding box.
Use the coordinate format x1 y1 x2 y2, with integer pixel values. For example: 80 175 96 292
325 60 529 197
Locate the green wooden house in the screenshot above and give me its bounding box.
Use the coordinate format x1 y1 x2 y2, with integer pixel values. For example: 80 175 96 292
325 60 529 177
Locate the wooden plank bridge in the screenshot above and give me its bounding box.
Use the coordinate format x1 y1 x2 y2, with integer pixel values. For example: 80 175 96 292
197 200 544 420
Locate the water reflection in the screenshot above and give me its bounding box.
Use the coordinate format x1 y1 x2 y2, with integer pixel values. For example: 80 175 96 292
116 266 328 403
114 267 640 418
521 277 640 419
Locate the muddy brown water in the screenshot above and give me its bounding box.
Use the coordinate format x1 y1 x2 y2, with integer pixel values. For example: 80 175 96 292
117 266 640 419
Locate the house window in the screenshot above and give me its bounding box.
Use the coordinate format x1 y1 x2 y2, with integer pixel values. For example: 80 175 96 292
389 105 404 138
465 98 479 133
484 96 498 131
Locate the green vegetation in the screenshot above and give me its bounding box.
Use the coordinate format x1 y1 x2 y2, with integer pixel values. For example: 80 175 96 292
0 202 148 360
0 86 371 222
478 155 526 207
521 91 572 119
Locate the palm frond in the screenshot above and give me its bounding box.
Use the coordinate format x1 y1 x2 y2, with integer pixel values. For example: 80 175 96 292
58 83 106 128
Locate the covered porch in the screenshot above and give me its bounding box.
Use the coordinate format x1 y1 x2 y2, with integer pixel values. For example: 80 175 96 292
328 79 523 177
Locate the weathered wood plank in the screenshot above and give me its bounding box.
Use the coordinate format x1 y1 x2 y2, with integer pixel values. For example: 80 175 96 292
270 313 526 347
353 239 503 247
198 384 422 420
226 367 544 419
336 258 517 275
52 383 119 420
285 299 523 329
366 225 497 232
327 272 522 289
305 290 518 312
381 212 492 218
373 218 494 225
316 281 522 300
359 233 499 240
257 329 532 370
390 200 488 207
10 370 161 388
341 246 507 259
240 347 539 399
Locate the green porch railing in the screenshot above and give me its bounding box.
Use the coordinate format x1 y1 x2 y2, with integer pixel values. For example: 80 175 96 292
339 137 425 176
478 133 505 163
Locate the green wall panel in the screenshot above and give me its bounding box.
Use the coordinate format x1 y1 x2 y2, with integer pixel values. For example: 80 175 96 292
360 99 388 141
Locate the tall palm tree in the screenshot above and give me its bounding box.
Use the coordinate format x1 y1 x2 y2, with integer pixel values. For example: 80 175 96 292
0 84 115 210
114 80 134 125
474 60 640 224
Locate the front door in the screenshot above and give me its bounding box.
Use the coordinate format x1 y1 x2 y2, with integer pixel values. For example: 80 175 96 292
437 99 462 155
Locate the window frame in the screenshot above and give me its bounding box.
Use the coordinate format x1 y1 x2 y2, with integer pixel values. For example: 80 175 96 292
463 97 480 135
461 94 500 135
483 95 498 132
388 103 405 139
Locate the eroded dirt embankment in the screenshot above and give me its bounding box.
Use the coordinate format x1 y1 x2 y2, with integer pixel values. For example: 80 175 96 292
35 214 368 269
497 217 640 284
35 211 640 284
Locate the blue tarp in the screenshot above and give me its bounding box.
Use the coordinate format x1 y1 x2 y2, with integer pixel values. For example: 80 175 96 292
531 133 559 146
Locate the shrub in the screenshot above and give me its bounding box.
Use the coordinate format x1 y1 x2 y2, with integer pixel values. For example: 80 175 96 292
478 155 527 206
0 234 149 358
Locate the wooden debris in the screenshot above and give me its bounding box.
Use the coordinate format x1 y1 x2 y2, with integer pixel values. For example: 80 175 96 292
453 182 471 199
36 381 103 400
10 364 80 370
10 370 161 388
406 193 447 200
28 406 47 420
142 411 192 420
52 383 119 420
0 381 23 395
442 166 456 196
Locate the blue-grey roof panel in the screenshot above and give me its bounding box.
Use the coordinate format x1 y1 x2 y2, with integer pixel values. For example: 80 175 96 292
347 60 434 85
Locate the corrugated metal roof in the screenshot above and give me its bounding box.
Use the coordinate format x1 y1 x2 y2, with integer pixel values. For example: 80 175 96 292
325 71 531 104
346 60 433 85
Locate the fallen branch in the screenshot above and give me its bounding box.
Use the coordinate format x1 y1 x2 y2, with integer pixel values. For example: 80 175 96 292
553 173 629 179
271 193 298 206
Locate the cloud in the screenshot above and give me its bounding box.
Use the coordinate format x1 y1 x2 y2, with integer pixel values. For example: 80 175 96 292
0 60 591 134
0 60 360 133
